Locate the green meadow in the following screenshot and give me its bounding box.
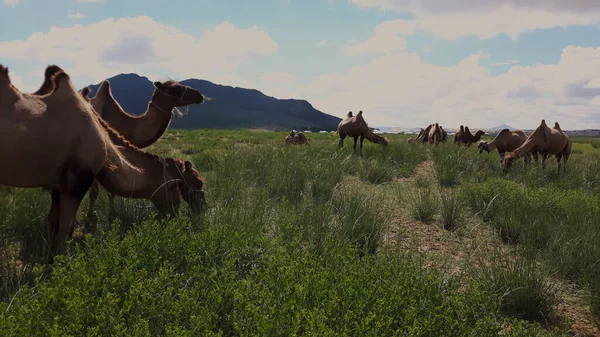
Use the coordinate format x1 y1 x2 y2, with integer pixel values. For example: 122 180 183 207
1 129 599 336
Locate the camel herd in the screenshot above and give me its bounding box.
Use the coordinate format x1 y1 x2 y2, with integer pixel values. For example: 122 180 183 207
289 110 572 173
0 64 208 262
0 62 574 263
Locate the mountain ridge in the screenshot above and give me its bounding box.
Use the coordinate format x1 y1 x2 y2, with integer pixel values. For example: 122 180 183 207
83 73 342 131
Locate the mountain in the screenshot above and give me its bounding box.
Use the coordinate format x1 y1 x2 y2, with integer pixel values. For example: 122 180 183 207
83 73 341 131
490 124 516 131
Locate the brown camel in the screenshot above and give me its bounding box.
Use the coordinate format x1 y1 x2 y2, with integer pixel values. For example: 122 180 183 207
89 117 208 220
428 123 443 146
454 125 485 147
440 125 448 143
338 111 388 155
503 120 571 172
86 79 205 148
477 129 538 165
285 131 310 145
0 65 135 261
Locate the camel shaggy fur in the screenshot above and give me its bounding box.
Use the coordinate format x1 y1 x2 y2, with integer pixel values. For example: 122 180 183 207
0 64 135 261
503 120 571 172
338 111 388 155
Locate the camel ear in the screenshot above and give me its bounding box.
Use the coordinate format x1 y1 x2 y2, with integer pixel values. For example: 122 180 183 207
81 87 91 97
184 160 194 172
154 81 164 91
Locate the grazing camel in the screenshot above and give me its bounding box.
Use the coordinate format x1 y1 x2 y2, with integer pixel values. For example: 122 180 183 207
284 131 310 145
477 129 538 165
0 65 135 261
503 120 571 172
428 123 443 146
454 125 485 147
408 128 425 143
88 118 208 220
337 110 388 155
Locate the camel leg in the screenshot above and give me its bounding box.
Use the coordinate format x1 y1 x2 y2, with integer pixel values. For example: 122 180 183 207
352 136 358 153
85 179 100 227
108 192 117 224
48 171 94 263
359 136 365 156
541 153 549 169
338 132 346 148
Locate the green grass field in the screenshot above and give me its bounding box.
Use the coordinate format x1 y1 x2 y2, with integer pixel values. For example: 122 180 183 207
1 129 599 336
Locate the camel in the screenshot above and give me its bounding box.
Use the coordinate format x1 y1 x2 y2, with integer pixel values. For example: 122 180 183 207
454 125 485 147
284 131 310 145
0 64 135 261
502 120 571 172
88 117 208 220
409 123 447 144
440 125 448 143
478 129 538 165
337 110 388 155
428 123 443 146
85 78 206 148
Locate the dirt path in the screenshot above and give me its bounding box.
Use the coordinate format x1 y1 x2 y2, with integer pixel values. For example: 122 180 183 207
385 159 600 337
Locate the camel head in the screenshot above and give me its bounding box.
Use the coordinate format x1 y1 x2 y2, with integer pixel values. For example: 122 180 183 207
502 153 517 171
166 158 208 213
477 141 490 154
153 80 206 108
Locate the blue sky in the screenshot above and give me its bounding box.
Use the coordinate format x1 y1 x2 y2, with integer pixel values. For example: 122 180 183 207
2 0 600 129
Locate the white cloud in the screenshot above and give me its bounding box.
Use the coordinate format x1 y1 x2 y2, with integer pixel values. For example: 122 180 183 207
3 0 20 6
343 20 412 56
8 72 36 93
316 39 329 47
350 1 600 40
68 9 85 20
286 46 600 129
0 16 278 88
491 59 519 66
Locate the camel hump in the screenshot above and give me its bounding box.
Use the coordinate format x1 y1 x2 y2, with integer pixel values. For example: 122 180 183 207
554 122 562 130
460 125 464 131
0 64 9 83
347 111 353 117
99 80 112 95
357 110 363 117
501 128 510 133
540 119 547 127
44 65 63 79
51 72 73 93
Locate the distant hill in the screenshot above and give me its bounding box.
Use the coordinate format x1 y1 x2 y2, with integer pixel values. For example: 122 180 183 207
83 73 341 131
490 124 516 131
